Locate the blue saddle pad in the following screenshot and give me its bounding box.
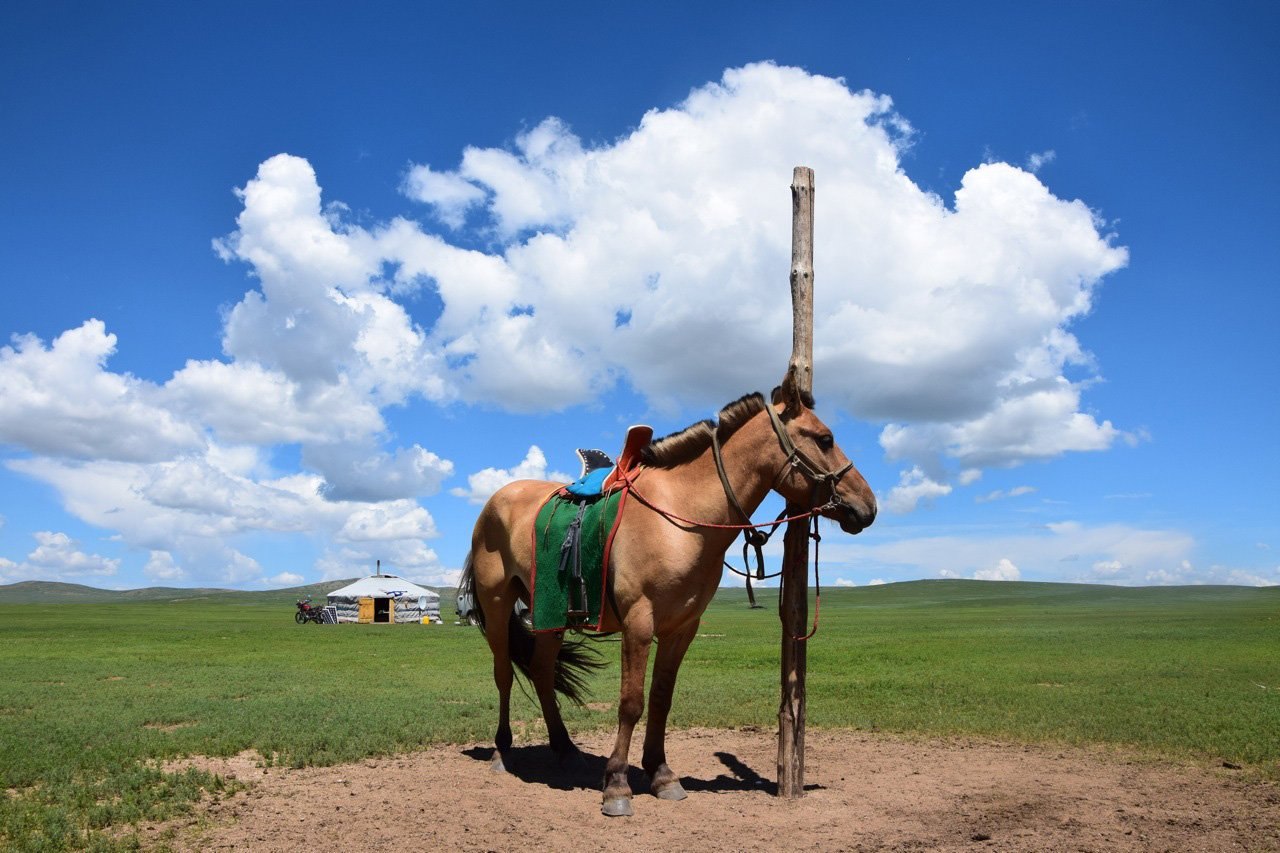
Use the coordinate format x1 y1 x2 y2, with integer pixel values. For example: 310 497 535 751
565 467 610 497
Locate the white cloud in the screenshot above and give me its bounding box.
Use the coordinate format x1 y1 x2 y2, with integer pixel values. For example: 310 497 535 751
1222 568 1278 587
9 531 120 581
399 62 1128 473
164 359 383 445
6 455 443 586
834 578 857 587
976 485 1037 503
974 557 1021 581
337 503 439 541
0 322 204 462
401 164 486 229
305 442 453 502
266 571 304 587
143 550 185 582
1143 560 1279 588
1091 559 1125 578
314 541 448 585
1026 150 1056 173
450 446 572 504
884 466 952 513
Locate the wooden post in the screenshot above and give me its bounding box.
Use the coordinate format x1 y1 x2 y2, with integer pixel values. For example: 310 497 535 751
778 166 814 798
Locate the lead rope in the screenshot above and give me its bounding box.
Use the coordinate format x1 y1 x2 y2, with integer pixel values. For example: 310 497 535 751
787 512 822 642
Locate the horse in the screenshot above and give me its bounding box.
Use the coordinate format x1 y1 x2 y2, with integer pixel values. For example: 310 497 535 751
459 373 877 816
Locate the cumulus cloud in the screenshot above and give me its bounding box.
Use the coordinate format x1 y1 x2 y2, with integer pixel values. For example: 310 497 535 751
0 322 204 462
450 446 572 505
143 551 185 582
404 63 1128 475
974 558 1022 581
305 443 453 502
3 531 121 582
210 61 1128 490
884 466 952 513
6 454 443 586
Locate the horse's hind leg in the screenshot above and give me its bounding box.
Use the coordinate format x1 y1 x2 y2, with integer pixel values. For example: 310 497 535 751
482 606 515 772
642 621 697 801
530 632 581 764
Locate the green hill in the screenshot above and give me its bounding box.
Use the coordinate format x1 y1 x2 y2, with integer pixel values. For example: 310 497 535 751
0 578 358 605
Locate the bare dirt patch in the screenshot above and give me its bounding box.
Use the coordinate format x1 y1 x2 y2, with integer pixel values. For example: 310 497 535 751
143 729 1279 851
143 721 198 732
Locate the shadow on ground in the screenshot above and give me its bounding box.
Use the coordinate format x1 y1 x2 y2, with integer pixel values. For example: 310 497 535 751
460 745 822 796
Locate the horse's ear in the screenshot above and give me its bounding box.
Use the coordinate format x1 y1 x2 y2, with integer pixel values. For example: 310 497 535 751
772 367 807 418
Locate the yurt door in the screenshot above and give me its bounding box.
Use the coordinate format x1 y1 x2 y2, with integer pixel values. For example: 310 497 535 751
374 597 391 623
358 597 374 623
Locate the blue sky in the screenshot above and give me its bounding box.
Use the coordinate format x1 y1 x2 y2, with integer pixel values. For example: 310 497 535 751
2 1 1276 590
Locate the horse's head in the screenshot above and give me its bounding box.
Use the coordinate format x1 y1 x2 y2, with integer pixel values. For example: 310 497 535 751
767 371 877 535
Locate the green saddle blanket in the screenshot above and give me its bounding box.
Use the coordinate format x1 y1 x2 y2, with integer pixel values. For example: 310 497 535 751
530 488 626 632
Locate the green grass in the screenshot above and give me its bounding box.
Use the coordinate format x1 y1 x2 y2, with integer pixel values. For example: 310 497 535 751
1 580 1277 850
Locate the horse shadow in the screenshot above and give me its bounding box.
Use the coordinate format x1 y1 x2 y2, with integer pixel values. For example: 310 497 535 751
460 746 823 795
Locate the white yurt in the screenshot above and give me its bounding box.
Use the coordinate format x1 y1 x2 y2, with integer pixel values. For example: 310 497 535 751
326 571 441 624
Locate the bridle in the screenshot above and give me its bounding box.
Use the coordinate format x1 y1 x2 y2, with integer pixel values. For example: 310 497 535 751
711 401 855 528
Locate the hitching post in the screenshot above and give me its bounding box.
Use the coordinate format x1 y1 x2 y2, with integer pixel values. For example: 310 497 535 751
777 166 814 798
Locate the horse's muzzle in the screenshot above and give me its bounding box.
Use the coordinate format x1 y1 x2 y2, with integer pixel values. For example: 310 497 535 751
826 499 876 535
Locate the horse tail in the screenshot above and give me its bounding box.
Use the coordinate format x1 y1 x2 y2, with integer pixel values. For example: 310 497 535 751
507 615 606 707
458 551 482 629
461 550 605 706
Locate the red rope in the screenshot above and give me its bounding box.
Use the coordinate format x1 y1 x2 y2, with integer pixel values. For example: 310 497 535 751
616 468 824 532
616 467 827 642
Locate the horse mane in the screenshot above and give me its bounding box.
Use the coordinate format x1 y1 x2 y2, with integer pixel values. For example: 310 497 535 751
640 392 769 469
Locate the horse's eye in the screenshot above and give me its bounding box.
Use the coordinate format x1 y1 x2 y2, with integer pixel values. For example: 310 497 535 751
817 434 834 450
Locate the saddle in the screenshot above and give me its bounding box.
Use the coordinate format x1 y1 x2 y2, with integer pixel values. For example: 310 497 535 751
529 425 651 632
563 425 652 496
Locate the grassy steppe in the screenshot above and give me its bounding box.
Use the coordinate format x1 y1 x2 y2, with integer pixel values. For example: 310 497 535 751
1 580 1276 850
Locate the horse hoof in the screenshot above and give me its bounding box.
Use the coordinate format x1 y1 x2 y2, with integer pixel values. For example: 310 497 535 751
601 797 634 817
489 753 508 774
654 781 688 801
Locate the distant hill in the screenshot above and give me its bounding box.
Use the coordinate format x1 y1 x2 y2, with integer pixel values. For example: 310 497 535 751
0 578 449 605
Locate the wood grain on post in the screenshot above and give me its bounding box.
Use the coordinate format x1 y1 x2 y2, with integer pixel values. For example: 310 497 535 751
788 166 814 396
778 166 814 799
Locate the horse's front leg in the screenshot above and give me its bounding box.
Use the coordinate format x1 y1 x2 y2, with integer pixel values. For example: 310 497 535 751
602 618 653 817
642 620 698 801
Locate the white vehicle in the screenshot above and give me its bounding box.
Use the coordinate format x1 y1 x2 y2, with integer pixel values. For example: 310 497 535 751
456 589 527 625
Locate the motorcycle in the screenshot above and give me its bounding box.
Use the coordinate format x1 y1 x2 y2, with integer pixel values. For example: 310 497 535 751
295 597 324 624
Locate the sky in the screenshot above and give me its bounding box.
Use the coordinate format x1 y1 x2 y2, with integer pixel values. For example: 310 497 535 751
1 1 1277 591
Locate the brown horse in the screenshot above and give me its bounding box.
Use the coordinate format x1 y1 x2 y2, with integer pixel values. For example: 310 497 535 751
459 374 876 816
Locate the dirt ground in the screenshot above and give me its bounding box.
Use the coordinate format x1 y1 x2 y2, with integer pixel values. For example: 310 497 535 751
149 727 1279 852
